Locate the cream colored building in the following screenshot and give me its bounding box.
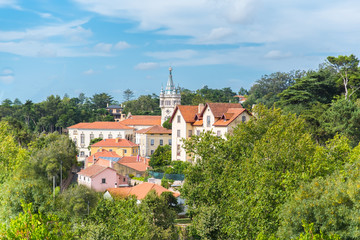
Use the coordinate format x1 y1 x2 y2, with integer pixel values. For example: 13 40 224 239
67 122 134 162
135 125 172 157
170 103 252 162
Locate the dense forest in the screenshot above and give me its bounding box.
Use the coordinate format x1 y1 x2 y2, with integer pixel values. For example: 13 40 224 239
1 54 360 239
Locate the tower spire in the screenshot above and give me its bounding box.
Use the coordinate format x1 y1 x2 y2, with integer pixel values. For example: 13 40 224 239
166 66 175 94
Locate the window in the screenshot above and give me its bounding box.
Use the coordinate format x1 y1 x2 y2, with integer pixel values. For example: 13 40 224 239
101 178 106 184
196 130 200 136
124 149 127 153
109 149 113 152
108 133 113 139
217 131 221 136
80 133 85 144
73 130 78 135
123 177 126 182
73 138 77 145
207 116 211 127
80 151 85 156
188 130 192 137
99 133 103 138
177 115 181 123
117 133 122 138
151 139 154 146
168 139 172 145
90 133 94 140
177 130 180 137
177 144 181 156
160 139 163 146
151 150 154 155
242 115 246 122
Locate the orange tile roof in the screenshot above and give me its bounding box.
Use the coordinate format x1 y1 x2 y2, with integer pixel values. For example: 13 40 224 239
118 156 150 172
213 108 249 126
205 103 243 118
136 125 172 134
78 164 112 177
68 121 133 130
170 105 198 123
192 119 203 126
87 150 122 164
119 115 161 126
91 138 138 147
107 182 180 200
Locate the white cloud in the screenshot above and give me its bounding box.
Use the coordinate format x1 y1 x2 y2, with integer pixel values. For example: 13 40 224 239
264 50 292 59
2 68 13 75
94 42 112 53
0 68 14 84
134 62 159 70
83 69 95 75
146 50 198 60
114 41 130 50
0 0 20 9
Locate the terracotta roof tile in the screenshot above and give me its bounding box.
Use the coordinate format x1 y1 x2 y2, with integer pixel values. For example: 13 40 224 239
205 103 243 118
107 182 180 200
119 115 161 126
192 119 203 126
68 121 133 130
118 156 150 172
170 105 198 123
91 138 138 147
136 125 172 134
78 164 111 178
213 108 250 126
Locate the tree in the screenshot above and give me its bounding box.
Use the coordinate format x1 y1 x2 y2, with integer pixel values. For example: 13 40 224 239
278 145 360 239
0 202 74 239
162 118 172 129
245 70 305 107
327 54 360 100
150 145 171 170
90 93 113 109
181 105 349 239
123 88 134 102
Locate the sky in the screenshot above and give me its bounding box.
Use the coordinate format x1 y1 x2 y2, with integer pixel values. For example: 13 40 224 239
1 0 360 103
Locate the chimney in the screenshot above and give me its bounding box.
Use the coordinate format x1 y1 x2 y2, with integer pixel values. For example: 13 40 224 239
198 103 204 113
110 160 113 168
115 182 117 188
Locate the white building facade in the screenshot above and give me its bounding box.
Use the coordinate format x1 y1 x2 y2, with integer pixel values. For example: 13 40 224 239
170 103 252 162
68 122 134 162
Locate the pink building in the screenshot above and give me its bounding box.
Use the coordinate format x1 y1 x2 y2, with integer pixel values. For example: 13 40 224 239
78 164 128 192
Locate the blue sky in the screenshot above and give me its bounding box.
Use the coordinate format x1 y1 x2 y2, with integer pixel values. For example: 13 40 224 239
1 0 360 103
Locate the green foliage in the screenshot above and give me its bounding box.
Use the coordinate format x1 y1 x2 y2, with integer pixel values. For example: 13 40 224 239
278 156 360 239
0 202 74 239
162 117 172 129
182 105 349 239
55 185 100 221
150 144 171 169
180 86 237 105
161 176 174 189
123 94 160 115
165 160 191 174
0 121 29 184
245 70 305 107
123 88 134 102
90 92 114 109
320 98 360 146
327 54 360 100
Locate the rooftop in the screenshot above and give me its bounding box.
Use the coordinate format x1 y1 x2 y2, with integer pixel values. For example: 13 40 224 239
91 138 138 148
68 121 133 130
119 115 161 126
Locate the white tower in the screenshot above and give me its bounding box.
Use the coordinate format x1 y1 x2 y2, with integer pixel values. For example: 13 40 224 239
160 67 181 124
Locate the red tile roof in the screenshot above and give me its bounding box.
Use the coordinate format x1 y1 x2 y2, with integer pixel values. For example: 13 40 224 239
68 121 133 130
107 182 180 200
118 156 150 172
78 164 113 178
136 125 172 134
91 138 138 147
119 115 161 126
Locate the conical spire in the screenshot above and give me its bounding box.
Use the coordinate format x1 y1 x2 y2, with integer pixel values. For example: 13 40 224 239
165 67 175 94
